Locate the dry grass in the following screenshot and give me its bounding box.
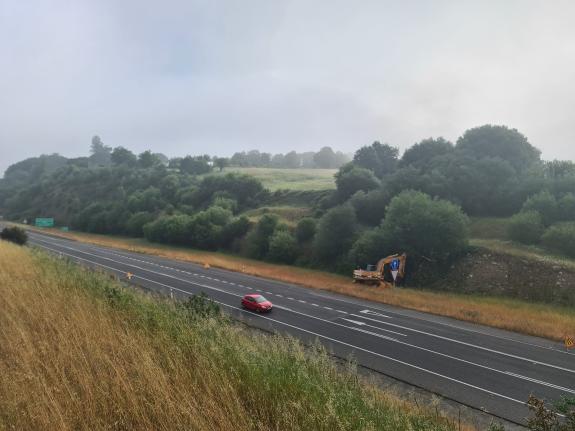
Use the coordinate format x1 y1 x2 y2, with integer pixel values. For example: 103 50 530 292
471 238 575 271
21 225 575 341
0 241 468 431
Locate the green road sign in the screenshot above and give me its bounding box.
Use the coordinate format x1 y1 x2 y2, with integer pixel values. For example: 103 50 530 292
35 217 54 227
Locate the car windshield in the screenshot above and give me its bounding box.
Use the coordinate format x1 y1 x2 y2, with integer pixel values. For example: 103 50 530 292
254 295 267 303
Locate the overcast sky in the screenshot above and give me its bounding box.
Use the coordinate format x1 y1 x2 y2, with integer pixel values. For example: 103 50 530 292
1 0 575 175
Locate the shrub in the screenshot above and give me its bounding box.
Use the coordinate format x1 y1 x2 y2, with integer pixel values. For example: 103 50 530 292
313 205 357 263
542 223 575 257
380 190 468 262
558 193 575 221
334 166 380 200
507 211 545 245
295 218 316 243
267 230 298 264
143 214 191 244
348 227 389 267
125 212 155 237
349 188 391 226
0 226 28 245
522 190 558 226
245 214 279 259
220 216 250 249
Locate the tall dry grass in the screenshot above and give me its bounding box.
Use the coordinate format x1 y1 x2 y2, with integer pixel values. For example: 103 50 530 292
0 241 467 431
24 225 575 341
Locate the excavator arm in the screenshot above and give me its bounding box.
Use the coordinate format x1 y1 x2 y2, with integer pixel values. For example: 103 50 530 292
353 253 407 287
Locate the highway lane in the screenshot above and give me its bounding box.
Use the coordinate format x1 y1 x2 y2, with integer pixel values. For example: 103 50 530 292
26 230 575 426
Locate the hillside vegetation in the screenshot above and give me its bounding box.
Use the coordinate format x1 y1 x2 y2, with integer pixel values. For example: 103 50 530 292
3 124 575 299
0 241 468 431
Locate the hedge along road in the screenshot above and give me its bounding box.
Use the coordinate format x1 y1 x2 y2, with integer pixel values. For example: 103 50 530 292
25 229 575 426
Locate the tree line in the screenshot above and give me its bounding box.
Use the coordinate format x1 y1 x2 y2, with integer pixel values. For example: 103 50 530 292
2 124 574 284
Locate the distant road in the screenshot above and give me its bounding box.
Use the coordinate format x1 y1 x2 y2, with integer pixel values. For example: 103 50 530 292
25 229 575 426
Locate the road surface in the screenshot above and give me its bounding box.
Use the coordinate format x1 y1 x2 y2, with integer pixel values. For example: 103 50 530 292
25 229 575 426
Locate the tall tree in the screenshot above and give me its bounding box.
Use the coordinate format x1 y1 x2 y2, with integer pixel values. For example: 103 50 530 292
400 137 454 168
353 141 398 178
111 147 137 166
456 125 541 173
313 146 337 168
90 135 112 166
214 157 229 172
284 151 301 168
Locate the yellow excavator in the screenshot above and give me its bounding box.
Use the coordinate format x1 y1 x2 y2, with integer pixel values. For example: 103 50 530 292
353 253 407 288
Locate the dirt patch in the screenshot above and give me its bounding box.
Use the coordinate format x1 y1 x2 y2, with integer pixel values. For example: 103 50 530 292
439 247 575 306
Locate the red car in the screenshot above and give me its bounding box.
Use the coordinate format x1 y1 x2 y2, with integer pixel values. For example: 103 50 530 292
241 294 273 312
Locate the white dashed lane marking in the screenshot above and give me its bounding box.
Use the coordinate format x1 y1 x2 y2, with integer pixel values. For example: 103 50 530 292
87 247 353 317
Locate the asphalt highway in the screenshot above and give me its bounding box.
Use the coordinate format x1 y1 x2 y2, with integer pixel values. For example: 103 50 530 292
25 230 575 426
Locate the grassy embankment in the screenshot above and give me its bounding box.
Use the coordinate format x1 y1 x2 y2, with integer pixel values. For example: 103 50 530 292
23 224 575 341
469 216 575 269
213 167 338 191
0 241 467 431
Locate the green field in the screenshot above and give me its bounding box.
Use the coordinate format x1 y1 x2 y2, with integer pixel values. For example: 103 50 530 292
215 167 337 191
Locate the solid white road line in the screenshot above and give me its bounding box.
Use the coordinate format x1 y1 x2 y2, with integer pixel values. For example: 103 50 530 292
349 313 575 374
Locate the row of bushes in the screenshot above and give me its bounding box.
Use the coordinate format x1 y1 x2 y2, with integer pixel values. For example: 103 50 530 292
139 189 469 283
507 190 575 257
508 211 575 257
181 191 469 282
143 206 250 251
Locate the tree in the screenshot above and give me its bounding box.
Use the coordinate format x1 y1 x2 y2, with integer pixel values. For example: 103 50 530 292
295 218 316 243
214 157 228 172
191 173 264 209
507 211 544 245
350 188 391 226
268 230 298 263
522 191 558 226
125 212 155 237
313 147 337 169
90 135 112 166
284 151 301 169
544 160 575 179
353 141 399 178
334 165 380 200
400 137 453 168
180 155 212 175
153 153 169 165
245 214 279 259
143 214 191 244
558 193 575 221
111 147 137 166
220 216 250 248
313 205 357 263
456 125 541 173
348 227 388 267
380 190 468 262
138 151 161 168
